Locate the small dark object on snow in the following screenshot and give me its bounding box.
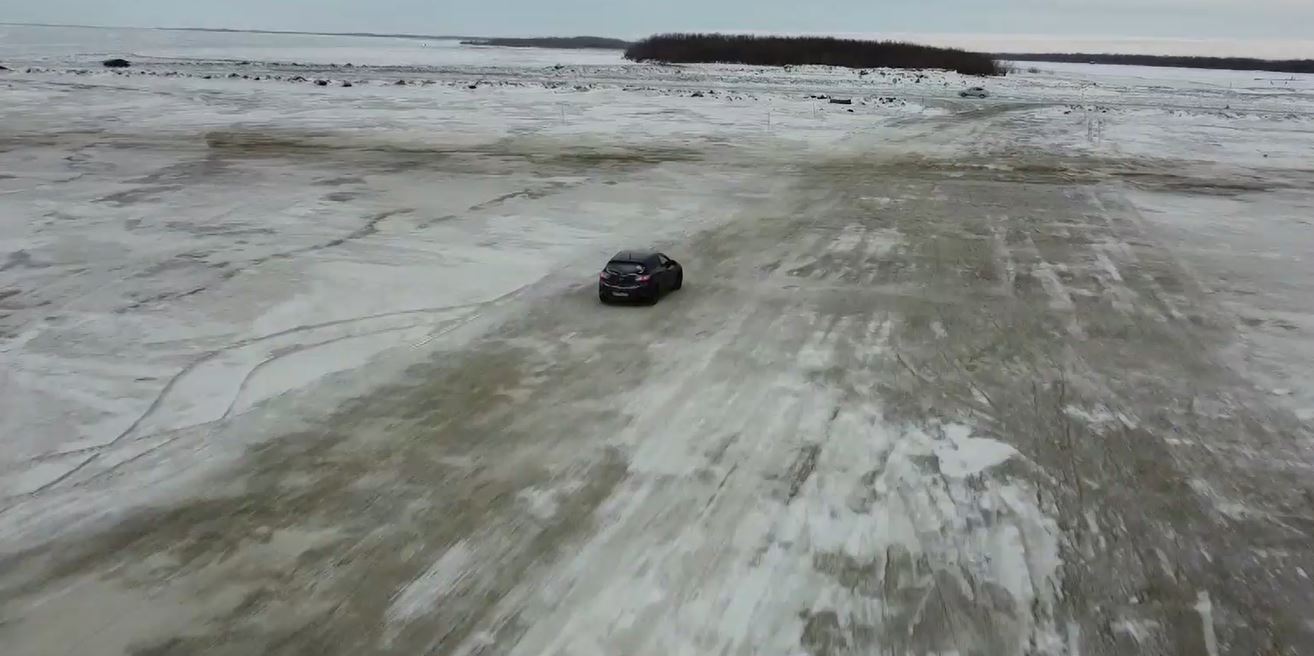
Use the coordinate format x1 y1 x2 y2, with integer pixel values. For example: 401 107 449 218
859 70 869 76
690 91 704 97
847 108 855 112
0 65 9 71
289 75 307 82
395 79 407 86
598 251 684 305
228 73 241 78
341 81 353 87
103 58 131 68
315 79 329 86
468 84 477 89
202 75 213 79
829 98 852 105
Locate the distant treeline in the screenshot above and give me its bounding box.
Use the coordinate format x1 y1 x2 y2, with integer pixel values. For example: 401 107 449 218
625 34 1004 76
461 37 632 50
999 52 1314 75
173 27 474 41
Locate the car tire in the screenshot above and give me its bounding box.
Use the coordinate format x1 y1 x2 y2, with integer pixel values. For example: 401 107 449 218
599 291 610 304
674 272 683 290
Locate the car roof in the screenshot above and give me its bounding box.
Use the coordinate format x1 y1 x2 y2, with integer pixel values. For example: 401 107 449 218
610 250 658 262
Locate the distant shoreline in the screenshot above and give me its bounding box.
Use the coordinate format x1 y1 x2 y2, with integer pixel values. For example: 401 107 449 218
4 22 1313 71
461 37 631 50
999 52 1314 75
171 27 477 42
0 21 475 41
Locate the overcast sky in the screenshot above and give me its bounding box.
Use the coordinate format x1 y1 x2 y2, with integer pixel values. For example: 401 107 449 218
4 0 1313 42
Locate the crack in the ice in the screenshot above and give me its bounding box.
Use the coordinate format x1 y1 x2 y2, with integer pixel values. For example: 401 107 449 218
101 209 416 318
415 181 578 229
98 298 514 454
172 208 418 290
702 462 739 512
6 285 535 503
2 307 505 506
218 319 454 421
895 351 934 386
784 444 821 504
278 207 413 258
15 454 99 499
119 285 208 312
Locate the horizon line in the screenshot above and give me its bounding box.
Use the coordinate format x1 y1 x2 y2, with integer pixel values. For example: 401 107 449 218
3 21 1313 59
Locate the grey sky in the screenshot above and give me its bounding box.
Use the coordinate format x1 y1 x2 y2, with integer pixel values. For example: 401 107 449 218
3 0 1313 41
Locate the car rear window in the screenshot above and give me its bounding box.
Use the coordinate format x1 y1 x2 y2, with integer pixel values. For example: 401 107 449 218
607 261 645 273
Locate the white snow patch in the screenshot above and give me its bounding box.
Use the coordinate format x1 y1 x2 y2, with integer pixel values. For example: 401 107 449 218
1068 620 1083 656
934 425 1019 477
1110 618 1158 643
387 540 475 625
1064 404 1119 430
1195 591 1220 656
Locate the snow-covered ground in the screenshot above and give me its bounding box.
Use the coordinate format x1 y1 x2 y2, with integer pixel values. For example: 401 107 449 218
2 25 1314 656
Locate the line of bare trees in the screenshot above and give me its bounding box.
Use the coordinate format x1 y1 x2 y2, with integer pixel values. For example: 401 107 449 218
625 34 1004 76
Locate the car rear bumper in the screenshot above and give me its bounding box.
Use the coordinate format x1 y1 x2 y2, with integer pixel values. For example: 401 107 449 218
600 282 656 299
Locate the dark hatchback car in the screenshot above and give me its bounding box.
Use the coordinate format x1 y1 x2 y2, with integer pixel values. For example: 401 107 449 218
598 251 683 304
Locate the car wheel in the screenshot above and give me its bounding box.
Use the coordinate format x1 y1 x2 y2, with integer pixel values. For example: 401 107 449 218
674 272 683 290
599 291 610 304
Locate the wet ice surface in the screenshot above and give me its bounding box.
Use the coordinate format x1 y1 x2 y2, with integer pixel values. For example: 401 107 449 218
2 26 1314 656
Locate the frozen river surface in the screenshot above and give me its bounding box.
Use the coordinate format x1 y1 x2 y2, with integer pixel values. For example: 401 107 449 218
2 24 1314 656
